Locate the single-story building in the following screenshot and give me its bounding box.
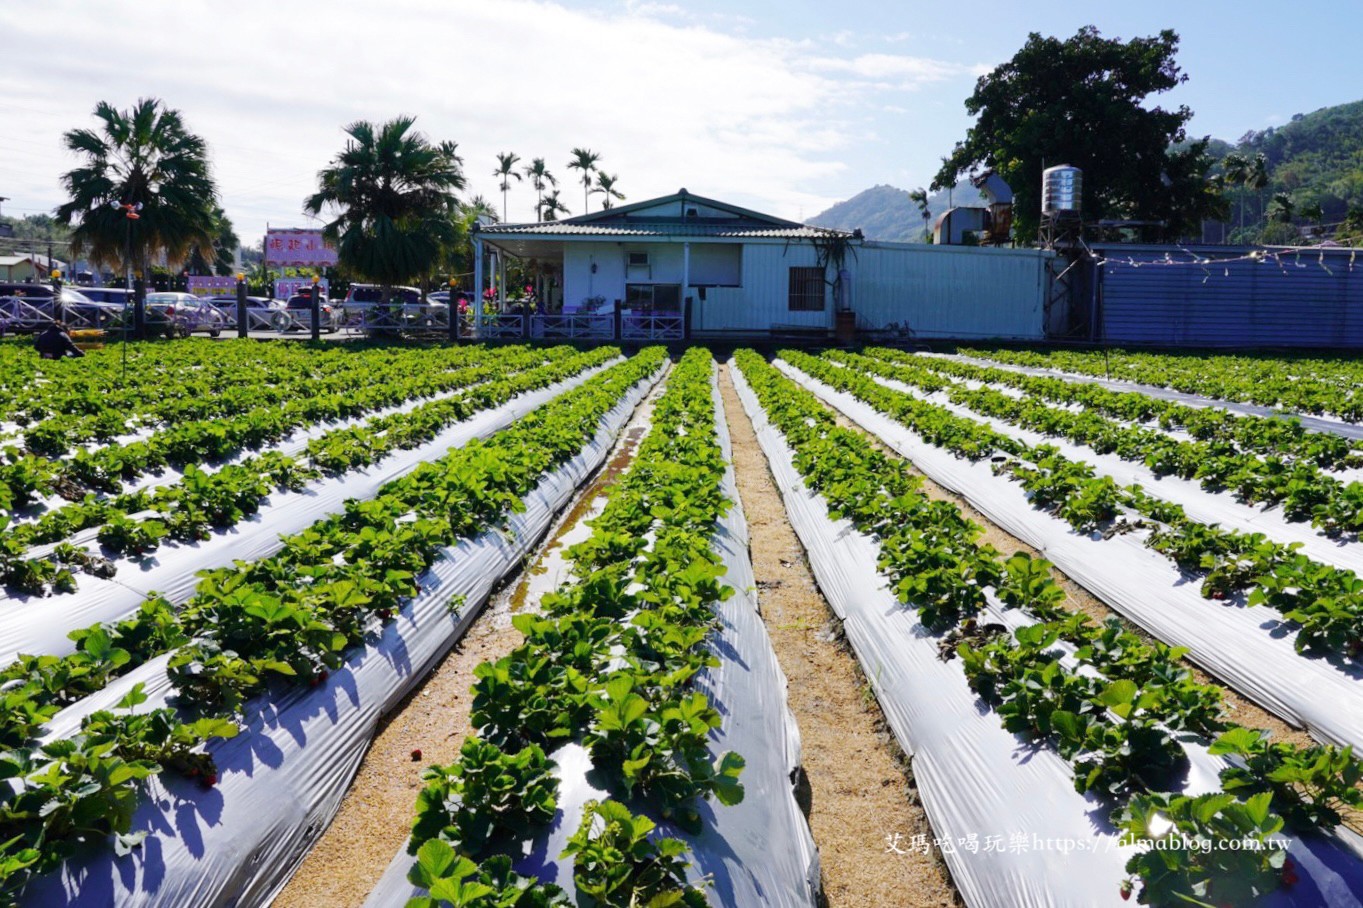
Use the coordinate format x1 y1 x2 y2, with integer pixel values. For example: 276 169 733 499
472 188 1054 342
0 254 66 282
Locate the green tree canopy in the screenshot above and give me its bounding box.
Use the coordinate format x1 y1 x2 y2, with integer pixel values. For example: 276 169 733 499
56 98 218 274
594 172 624 210
933 27 1224 242
567 148 601 214
186 205 239 275
304 116 464 303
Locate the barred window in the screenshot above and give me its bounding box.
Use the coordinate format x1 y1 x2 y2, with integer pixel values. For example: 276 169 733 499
788 267 825 311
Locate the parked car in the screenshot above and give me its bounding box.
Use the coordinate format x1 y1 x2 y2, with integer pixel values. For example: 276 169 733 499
0 283 121 332
280 294 342 332
79 287 135 305
245 296 287 311
342 284 444 326
143 292 227 338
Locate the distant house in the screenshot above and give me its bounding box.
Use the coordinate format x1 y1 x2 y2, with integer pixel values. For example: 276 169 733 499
473 188 1053 341
0 253 65 282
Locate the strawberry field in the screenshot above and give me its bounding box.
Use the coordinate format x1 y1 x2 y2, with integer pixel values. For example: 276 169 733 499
5 336 1363 907
753 345 1363 907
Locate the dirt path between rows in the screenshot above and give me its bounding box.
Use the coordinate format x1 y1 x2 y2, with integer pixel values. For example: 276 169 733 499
716 364 961 908
273 382 663 907
818 404 1315 754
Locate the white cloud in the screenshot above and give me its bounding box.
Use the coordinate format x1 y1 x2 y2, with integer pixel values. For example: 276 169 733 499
0 0 980 241
805 52 976 85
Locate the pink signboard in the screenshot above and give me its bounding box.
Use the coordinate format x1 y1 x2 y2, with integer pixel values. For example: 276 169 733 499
275 278 331 300
187 276 238 298
264 229 337 267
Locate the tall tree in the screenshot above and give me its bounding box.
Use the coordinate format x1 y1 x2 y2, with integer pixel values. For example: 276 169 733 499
523 157 556 222
908 187 932 241
186 205 239 275
493 152 521 221
567 148 601 213
464 195 498 222
540 189 570 222
933 27 1219 242
56 97 218 278
1267 191 1295 224
594 172 624 210
305 116 464 308
1220 152 1249 231
1246 153 1270 224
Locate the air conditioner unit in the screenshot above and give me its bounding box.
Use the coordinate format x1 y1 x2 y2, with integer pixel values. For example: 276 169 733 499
626 251 651 279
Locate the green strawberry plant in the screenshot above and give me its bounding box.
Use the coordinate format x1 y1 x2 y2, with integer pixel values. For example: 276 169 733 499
561 800 709 908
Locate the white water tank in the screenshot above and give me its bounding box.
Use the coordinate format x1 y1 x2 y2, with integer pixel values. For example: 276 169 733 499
1042 165 1082 216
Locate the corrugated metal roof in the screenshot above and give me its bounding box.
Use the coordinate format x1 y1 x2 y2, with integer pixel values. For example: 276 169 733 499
478 222 836 239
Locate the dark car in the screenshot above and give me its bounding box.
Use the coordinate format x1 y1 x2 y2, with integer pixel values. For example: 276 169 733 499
0 283 121 332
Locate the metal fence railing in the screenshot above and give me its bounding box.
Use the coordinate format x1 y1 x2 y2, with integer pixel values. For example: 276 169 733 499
529 313 615 340
620 313 684 340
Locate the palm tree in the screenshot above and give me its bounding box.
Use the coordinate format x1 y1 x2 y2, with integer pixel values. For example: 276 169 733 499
56 98 218 282
593 172 625 210
305 116 464 311
540 190 570 222
567 148 601 213
908 187 932 241
493 152 521 221
1268 191 1295 225
1246 153 1270 225
1220 152 1249 231
465 195 499 223
523 158 557 222
186 205 239 275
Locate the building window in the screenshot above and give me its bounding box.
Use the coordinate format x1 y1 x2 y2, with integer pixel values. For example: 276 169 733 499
625 284 680 313
788 267 825 311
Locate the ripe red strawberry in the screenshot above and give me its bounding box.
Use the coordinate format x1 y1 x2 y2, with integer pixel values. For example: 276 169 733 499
200 773 218 789
1211 590 1225 600
1282 857 1300 887
1120 880 1133 901
410 748 423 761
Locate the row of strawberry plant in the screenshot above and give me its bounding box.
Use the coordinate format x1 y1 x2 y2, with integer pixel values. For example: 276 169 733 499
784 349 1363 663
959 346 1363 419
870 348 1362 470
0 346 586 596
1 342 535 514
0 349 666 906
3 339 443 454
840 349 1363 537
399 348 747 907
737 349 1360 906
0 337 300 423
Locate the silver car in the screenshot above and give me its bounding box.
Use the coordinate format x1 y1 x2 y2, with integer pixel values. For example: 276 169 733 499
144 292 227 338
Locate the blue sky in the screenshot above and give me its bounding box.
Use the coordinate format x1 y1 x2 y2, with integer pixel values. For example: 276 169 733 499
1 0 1358 245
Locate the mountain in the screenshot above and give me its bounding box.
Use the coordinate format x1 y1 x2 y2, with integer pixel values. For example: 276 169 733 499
1220 100 1363 238
807 180 988 242
815 99 1363 245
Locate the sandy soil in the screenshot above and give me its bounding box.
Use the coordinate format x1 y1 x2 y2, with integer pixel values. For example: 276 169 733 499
274 355 1336 908
825 408 1316 752
273 382 662 908
717 364 961 908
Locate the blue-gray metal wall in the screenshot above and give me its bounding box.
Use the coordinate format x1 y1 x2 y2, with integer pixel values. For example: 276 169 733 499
1095 244 1363 348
